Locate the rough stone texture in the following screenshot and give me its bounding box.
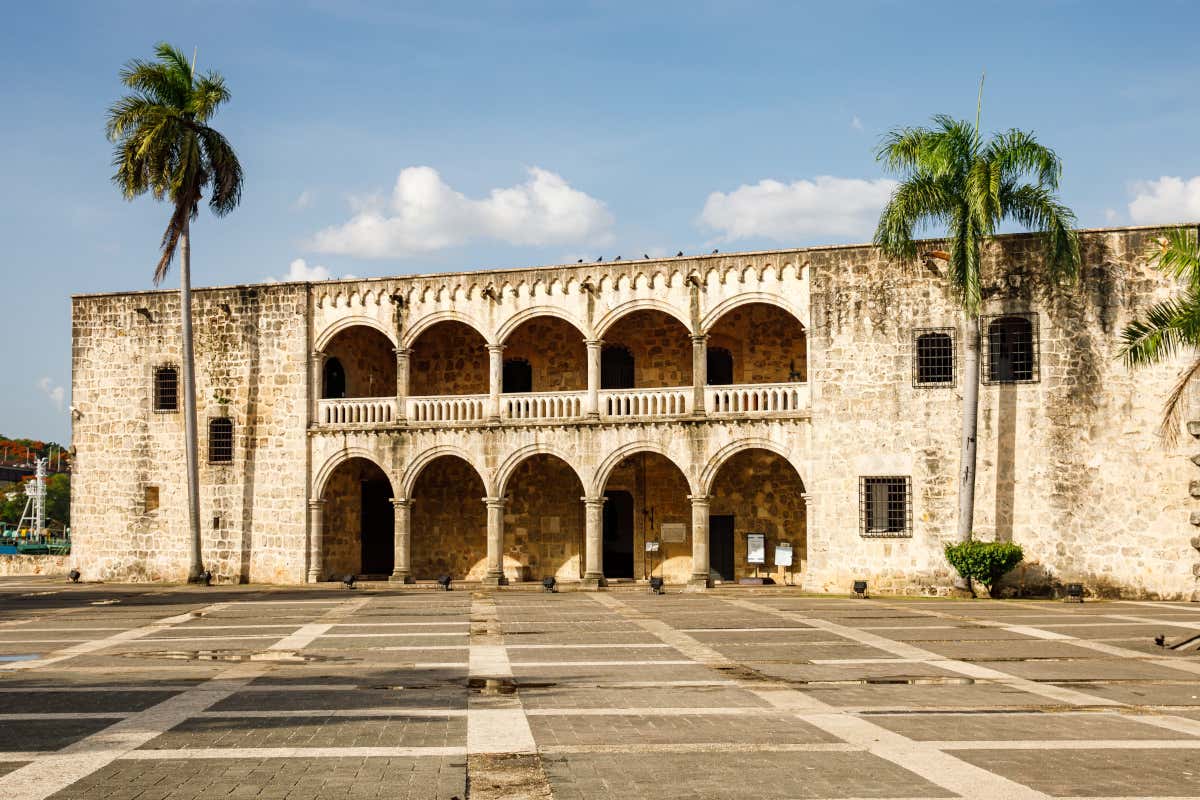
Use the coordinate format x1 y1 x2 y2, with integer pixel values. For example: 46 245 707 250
709 449 807 582
70 225 1195 596
322 457 391 577
0 554 69 577
322 325 396 398
503 454 586 581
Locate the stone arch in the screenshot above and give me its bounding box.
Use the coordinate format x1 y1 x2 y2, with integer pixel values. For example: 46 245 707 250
495 443 588 497
313 447 395 499
314 316 397 352
400 444 492 498
700 438 805 495
592 440 697 496
700 292 805 334
594 298 693 338
496 306 589 344
402 310 493 349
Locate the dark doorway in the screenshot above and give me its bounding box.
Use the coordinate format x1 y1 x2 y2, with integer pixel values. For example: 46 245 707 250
323 358 346 398
710 515 735 581
601 346 635 389
503 358 533 393
707 347 733 385
603 490 635 579
360 479 394 575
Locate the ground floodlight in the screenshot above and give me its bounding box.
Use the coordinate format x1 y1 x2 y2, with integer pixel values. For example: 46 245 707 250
852 580 868 598
202 570 213 586
542 576 557 593
342 574 356 589
67 569 81 583
649 576 664 595
1155 634 1167 648
1065 582 1083 602
438 574 452 591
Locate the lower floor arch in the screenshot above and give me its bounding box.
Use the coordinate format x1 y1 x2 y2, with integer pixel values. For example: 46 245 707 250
410 455 488 581
318 457 395 578
599 451 695 584
502 453 586 583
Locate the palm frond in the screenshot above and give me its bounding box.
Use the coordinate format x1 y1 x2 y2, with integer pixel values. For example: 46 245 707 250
1119 292 1200 367
190 73 231 121
1158 354 1200 447
999 182 1080 281
197 126 243 215
946 212 982 313
873 170 956 260
1147 228 1200 286
986 129 1063 189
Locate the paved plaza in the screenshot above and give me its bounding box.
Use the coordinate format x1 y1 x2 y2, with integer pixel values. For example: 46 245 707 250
3 579 1200 798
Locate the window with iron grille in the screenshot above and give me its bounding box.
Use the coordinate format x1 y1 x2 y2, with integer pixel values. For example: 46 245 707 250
208 418 233 464
860 476 912 537
154 366 179 411
913 328 955 387
983 313 1039 384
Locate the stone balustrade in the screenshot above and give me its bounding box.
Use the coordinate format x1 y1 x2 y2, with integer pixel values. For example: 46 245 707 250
318 397 399 425
601 387 691 418
706 381 809 415
504 390 585 421
407 395 489 424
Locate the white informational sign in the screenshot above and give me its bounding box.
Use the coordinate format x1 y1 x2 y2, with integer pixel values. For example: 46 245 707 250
660 523 686 543
775 542 793 567
645 540 660 552
746 533 766 564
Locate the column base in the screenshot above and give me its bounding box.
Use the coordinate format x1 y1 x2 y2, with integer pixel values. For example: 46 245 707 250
306 570 322 584
487 416 502 425
686 574 712 591
389 572 414 584
481 572 509 587
581 573 607 589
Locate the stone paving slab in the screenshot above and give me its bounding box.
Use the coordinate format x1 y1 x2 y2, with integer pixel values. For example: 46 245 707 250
0 689 179 713
141 715 465 749
951 747 1200 796
0 718 125 751
1047 681 1200 706
867 711 1198 741
213 688 467 712
519 684 769 709
529 712 842 746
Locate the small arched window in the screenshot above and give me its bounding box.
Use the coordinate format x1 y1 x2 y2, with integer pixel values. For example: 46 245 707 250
601 346 635 390
706 347 734 386
208 418 234 464
154 366 178 411
322 357 346 399
986 315 1038 383
502 358 533 393
914 330 955 386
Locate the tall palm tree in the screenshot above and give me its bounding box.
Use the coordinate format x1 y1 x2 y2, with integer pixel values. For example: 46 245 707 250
1119 228 1200 444
106 44 243 583
874 100 1080 543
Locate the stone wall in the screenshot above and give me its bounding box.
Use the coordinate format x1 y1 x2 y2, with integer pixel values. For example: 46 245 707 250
323 327 397 398
71 284 309 584
321 457 391 577
0 554 70 577
709 449 807 583
607 453 693 583
410 456 489 580
410 321 489 396
707 303 807 384
604 310 693 388
502 318 587 392
503 455 585 580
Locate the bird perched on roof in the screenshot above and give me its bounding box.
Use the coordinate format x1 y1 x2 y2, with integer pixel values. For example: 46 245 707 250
596 256 603 262
676 251 683 257
712 249 719 254
643 254 650 259
577 259 583 263
614 256 622 260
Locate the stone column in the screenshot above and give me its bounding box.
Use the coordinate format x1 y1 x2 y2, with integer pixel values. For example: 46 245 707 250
581 495 607 588
483 496 508 585
487 344 505 423
394 347 410 424
389 498 413 583
691 334 707 416
307 499 325 583
688 494 711 590
584 339 603 419
309 351 325 425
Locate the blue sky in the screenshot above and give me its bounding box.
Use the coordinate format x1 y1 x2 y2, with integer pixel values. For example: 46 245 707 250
3 0 1199 445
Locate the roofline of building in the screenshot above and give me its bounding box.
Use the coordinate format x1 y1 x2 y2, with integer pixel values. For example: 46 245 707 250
71 222 1197 300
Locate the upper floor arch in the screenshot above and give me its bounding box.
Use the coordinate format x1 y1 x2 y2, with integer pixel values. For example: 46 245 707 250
315 315 397 353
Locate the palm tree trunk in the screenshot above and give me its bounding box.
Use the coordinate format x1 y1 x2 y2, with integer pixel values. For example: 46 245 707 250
957 311 980 542
180 216 206 583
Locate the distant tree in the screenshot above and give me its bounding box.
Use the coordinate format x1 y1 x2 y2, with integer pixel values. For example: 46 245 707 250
874 83 1080 544
106 44 243 582
1119 229 1200 443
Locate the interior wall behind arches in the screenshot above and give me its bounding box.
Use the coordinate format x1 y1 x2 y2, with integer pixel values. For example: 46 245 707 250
503 455 585 581
709 449 807 582
410 457 488 579
322 458 391 577
605 453 692 582
503 318 586 392
603 310 692 388
323 328 397 397
409 323 488 396
707 304 807 383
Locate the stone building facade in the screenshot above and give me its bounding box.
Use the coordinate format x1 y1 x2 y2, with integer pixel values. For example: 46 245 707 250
70 225 1199 597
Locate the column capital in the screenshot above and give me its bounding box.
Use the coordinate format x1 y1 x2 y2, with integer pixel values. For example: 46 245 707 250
584 338 604 348
687 494 711 506
800 493 812 502
483 495 507 508
308 498 326 511
390 497 411 509
581 495 607 507
486 343 506 355
393 347 412 358
691 333 708 344
310 350 325 362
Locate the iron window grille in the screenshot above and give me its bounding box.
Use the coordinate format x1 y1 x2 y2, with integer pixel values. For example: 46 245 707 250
912 328 956 387
154 366 179 412
860 476 912 537
208 418 234 464
983 313 1039 384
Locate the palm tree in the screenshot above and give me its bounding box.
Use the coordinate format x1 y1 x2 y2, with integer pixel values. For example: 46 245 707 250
106 44 243 583
874 95 1080 544
1119 228 1200 444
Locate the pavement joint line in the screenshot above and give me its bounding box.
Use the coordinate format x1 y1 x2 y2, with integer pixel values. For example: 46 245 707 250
508 659 696 667
116 746 469 759
504 642 672 649
0 713 131 720
538 742 865 754
198 708 468 717
927 738 1200 750
467 594 537 756
588 592 1054 800
320 632 469 638
522 707 773 716
0 601 233 672
0 685 203 692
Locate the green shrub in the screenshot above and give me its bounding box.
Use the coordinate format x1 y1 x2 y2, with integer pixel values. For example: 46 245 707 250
944 540 1024 598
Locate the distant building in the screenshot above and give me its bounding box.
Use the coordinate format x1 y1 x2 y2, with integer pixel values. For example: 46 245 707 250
69 225 1197 597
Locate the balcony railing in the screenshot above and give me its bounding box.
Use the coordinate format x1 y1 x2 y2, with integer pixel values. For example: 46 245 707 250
315 382 809 427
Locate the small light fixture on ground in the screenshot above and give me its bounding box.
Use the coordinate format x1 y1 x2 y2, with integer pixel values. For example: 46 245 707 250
542 576 557 593
649 576 664 594
1064 583 1084 603
67 569 80 583
202 570 213 586
342 574 356 590
1155 634 1167 648
438 575 453 591
852 580 868 598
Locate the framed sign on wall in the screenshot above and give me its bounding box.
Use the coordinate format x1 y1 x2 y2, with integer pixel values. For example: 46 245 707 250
746 533 766 565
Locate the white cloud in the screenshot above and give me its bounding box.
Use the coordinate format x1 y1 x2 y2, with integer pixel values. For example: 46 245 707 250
293 190 315 211
38 377 64 412
309 166 614 258
850 115 864 131
265 258 354 283
1128 176 1200 225
698 176 898 243
1105 207 1120 224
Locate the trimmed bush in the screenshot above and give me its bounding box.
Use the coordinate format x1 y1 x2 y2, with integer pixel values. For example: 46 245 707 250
944 540 1024 598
